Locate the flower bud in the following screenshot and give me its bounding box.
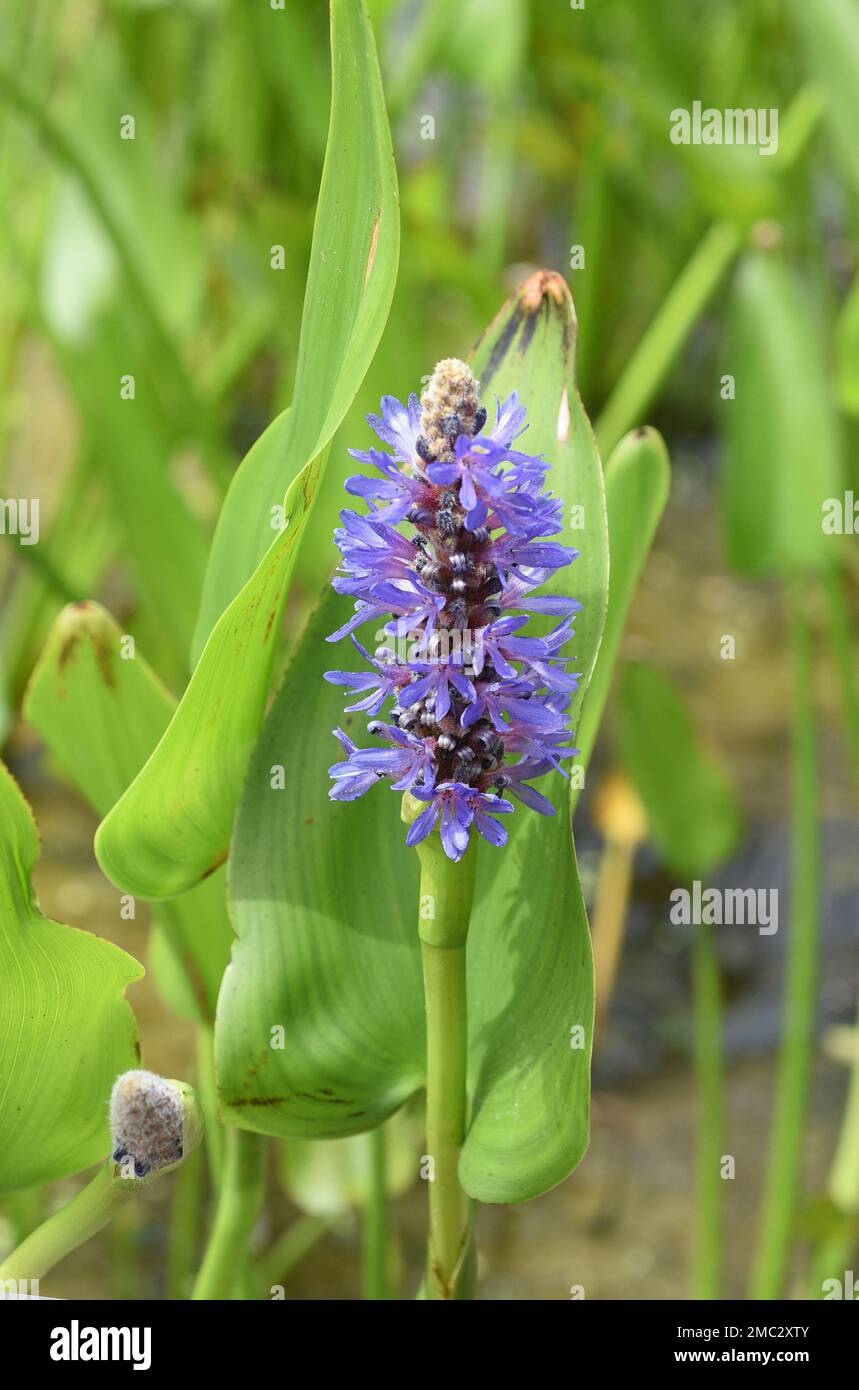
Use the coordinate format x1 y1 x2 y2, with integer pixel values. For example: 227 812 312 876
109 1070 203 1188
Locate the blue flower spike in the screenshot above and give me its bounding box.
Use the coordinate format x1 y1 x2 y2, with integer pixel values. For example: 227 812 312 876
325 358 580 862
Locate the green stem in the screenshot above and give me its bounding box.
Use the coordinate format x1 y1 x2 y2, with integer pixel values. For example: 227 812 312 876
692 921 725 1300
165 1142 205 1299
0 1164 131 1284
822 565 859 793
415 828 477 1300
595 221 741 458
750 582 819 1298
191 1128 266 1301
197 1024 225 1186
362 1124 391 1300
812 565 859 1293
258 1214 335 1293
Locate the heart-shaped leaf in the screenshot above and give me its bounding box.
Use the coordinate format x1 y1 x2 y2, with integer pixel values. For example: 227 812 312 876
216 589 424 1139
94 0 400 901
24 601 231 1021
0 762 142 1195
460 270 606 1202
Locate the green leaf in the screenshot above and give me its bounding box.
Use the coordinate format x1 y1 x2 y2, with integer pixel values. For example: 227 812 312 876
721 252 843 578
617 662 743 880
216 590 424 1140
461 798 593 1202
575 427 671 790
0 761 142 1195
218 271 605 1205
193 0 400 656
470 270 608 725
460 270 605 1202
94 0 400 901
24 602 231 1021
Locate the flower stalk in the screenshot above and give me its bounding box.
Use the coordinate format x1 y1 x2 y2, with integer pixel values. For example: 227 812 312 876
410 798 477 1299
191 1127 266 1300
0 1163 131 1284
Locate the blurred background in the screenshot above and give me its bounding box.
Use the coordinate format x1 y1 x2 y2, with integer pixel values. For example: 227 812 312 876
1 0 858 1299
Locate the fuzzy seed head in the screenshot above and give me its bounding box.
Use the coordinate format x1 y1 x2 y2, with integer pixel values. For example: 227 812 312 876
420 358 481 462
110 1070 185 1179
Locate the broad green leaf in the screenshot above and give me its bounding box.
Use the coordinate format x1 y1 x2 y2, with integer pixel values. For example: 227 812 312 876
470 269 608 725
0 762 142 1195
94 462 324 900
789 0 859 194
24 602 231 1021
461 270 605 1202
617 662 742 880
219 271 605 1205
216 590 425 1140
193 0 400 656
721 252 843 578
94 0 400 900
462 797 593 1202
575 427 671 793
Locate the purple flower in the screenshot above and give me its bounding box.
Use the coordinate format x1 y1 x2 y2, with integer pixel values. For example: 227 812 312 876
324 357 580 861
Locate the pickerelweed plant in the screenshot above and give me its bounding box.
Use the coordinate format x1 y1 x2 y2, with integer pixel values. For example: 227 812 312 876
324 357 582 1296
0 0 673 1303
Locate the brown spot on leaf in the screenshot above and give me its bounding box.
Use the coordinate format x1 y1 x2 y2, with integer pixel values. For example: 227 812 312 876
229 1095 287 1108
200 848 228 880
365 213 381 286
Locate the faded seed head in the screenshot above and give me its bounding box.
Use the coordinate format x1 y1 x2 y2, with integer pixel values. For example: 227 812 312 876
110 1070 202 1184
420 358 481 462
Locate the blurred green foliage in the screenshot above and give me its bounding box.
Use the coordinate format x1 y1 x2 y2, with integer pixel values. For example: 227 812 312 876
1 0 855 729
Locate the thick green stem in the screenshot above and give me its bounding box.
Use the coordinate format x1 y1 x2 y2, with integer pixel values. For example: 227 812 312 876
812 569 859 1292
750 583 819 1298
693 922 725 1300
362 1124 391 1299
0 1164 132 1284
191 1128 266 1300
415 829 477 1300
166 1143 205 1299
